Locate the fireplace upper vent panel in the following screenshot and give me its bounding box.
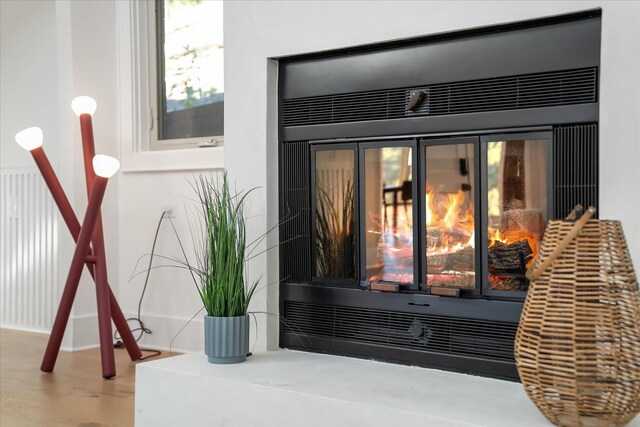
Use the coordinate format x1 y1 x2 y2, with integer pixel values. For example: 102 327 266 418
282 67 597 127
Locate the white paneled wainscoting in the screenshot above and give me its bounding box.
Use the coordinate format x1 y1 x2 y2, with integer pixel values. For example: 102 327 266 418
0 168 58 332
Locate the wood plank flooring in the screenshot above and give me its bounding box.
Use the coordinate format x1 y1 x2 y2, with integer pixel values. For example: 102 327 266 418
0 328 172 427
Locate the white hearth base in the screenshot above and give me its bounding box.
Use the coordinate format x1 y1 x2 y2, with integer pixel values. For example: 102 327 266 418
135 350 570 427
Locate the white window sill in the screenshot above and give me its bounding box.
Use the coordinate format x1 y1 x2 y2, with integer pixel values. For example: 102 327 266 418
120 146 224 173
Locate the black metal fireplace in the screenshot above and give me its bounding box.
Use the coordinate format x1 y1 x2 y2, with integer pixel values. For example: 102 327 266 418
278 11 601 380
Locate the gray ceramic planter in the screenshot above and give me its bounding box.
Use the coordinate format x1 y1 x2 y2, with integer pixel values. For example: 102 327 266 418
204 315 249 364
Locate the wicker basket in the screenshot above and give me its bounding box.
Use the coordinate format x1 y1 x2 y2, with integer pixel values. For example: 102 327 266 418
515 206 640 427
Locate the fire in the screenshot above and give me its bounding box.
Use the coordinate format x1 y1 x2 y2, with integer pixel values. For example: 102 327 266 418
370 185 541 285
426 191 433 226
426 188 475 255
488 227 538 268
426 186 538 268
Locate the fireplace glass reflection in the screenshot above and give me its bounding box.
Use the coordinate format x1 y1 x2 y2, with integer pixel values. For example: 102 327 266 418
364 146 414 283
425 143 476 289
315 149 356 280
486 139 547 292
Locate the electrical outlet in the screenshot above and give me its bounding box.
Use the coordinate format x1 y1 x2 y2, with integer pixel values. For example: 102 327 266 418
162 204 177 219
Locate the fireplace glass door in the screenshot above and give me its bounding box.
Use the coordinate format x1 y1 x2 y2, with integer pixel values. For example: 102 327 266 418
311 132 551 296
422 138 479 291
313 146 357 282
362 143 416 285
483 134 550 294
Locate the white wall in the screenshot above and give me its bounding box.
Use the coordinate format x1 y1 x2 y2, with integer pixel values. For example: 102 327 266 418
64 0 121 347
117 171 212 352
2 1 639 353
0 0 122 349
0 1 61 170
0 1 60 333
0 0 69 340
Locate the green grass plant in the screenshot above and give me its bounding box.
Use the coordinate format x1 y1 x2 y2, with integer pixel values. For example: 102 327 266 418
190 173 258 317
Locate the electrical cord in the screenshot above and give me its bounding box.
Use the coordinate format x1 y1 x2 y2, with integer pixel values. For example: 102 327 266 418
113 211 168 361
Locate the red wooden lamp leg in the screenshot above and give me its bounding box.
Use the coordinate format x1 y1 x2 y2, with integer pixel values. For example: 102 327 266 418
30 147 142 363
92 230 116 378
41 176 113 377
78 113 116 378
73 100 142 363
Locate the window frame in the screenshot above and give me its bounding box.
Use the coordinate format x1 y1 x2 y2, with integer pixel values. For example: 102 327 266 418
148 0 225 151
116 0 224 172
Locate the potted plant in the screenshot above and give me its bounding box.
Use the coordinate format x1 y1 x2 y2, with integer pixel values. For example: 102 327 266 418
190 174 258 364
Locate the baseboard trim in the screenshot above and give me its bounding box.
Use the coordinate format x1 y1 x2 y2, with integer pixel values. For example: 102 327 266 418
3 312 259 354
61 313 100 351
121 312 204 354
61 342 100 352
0 324 49 335
2 314 101 352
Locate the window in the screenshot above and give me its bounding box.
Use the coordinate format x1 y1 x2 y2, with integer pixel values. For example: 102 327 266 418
149 0 224 150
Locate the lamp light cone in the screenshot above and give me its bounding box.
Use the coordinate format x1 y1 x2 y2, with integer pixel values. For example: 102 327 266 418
15 127 44 151
71 96 97 117
92 155 120 178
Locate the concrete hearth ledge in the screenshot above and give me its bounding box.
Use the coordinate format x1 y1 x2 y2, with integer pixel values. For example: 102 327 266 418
136 350 550 427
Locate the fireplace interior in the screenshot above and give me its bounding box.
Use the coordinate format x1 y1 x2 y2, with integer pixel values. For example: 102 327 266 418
278 11 601 380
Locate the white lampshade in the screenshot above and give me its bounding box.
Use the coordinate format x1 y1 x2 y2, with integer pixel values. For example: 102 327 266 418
92 155 120 178
71 96 97 117
15 127 44 151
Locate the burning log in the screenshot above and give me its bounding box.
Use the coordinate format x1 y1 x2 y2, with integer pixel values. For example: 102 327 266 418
428 275 475 289
426 227 442 247
488 239 533 273
489 275 528 292
426 227 472 249
445 251 475 270
426 248 475 273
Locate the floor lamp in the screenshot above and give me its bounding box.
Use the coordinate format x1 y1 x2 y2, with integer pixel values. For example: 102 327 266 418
15 98 142 379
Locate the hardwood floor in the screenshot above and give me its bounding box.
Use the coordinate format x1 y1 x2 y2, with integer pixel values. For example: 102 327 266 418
0 328 172 427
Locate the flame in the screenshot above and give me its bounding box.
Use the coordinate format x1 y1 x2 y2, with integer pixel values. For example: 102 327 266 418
426 188 475 256
443 191 463 231
425 185 538 268
426 191 433 226
371 184 540 284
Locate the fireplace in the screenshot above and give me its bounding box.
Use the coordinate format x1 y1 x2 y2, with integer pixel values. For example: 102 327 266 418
278 11 600 380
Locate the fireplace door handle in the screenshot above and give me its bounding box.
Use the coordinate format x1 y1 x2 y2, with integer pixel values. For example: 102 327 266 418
370 281 400 292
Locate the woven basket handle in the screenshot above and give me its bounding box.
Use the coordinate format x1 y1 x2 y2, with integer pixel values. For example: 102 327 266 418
565 204 583 221
525 206 597 281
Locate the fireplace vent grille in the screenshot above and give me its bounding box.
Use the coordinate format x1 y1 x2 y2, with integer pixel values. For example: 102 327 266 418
284 301 517 361
282 67 597 127
279 141 311 282
553 124 599 219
